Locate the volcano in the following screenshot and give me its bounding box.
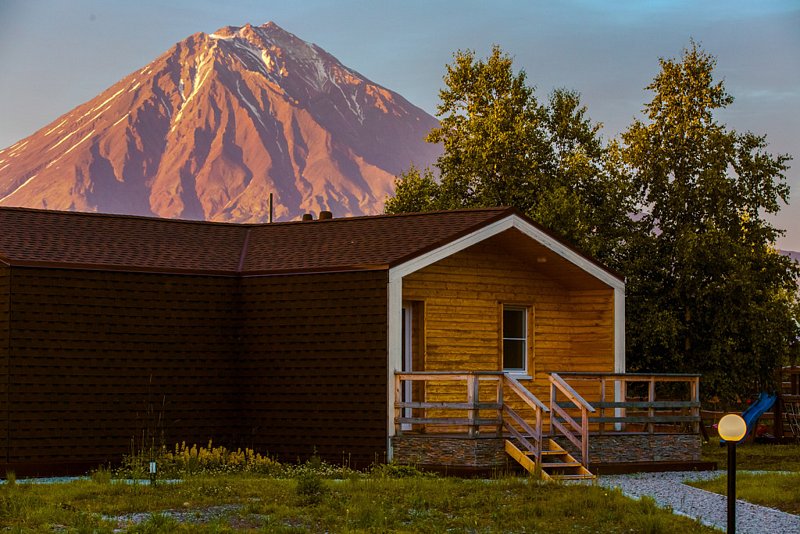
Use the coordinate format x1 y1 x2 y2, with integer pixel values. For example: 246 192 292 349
0 22 440 221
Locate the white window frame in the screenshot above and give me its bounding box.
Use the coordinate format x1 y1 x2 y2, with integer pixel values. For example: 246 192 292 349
502 305 528 374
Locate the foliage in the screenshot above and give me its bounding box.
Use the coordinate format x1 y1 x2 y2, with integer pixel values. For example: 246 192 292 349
619 42 800 403
295 471 327 505
115 441 360 480
385 46 634 262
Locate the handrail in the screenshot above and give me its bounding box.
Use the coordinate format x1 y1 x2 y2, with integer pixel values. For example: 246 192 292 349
394 372 504 437
393 371 550 464
553 372 701 435
501 373 549 462
549 373 596 413
505 374 550 413
549 372 593 466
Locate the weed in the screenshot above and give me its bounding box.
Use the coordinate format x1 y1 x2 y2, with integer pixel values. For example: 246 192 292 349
295 472 327 505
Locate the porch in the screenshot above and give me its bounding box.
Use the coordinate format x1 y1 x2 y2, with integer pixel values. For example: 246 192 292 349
391 371 703 479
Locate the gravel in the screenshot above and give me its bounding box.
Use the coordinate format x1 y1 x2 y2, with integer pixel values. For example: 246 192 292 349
598 470 800 533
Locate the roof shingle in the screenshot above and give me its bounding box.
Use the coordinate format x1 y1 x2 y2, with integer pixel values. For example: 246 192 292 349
0 207 511 275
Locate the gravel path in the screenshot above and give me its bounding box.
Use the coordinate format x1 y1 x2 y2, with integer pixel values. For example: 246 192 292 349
598 471 799 533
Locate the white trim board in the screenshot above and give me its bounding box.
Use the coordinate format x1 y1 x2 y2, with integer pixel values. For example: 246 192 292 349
389 214 624 291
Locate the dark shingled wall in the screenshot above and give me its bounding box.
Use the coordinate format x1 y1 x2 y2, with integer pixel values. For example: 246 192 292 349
0 265 9 465
240 271 388 468
3 267 243 474
0 266 389 475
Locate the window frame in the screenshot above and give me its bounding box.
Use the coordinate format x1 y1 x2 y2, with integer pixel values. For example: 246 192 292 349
501 304 531 376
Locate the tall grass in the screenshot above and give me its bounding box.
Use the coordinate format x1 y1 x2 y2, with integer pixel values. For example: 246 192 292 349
0 471 716 532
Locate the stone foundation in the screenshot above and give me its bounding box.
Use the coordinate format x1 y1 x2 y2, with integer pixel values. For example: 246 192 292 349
392 433 701 469
552 433 701 465
391 435 506 468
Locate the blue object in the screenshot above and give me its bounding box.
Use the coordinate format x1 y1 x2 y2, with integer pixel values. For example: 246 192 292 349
720 392 777 444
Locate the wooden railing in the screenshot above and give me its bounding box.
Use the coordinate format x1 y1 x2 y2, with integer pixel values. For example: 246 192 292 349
394 371 549 460
394 372 504 437
549 373 594 466
555 372 701 435
503 374 549 462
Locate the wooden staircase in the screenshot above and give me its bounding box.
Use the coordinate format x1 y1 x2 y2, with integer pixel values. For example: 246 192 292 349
505 438 594 481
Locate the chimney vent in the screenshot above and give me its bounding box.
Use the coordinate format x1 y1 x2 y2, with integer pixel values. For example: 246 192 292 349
302 213 314 221
319 210 333 220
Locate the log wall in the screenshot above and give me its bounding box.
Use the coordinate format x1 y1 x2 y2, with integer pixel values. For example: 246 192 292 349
402 240 615 409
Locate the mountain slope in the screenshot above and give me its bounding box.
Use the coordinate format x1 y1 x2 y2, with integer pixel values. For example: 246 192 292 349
0 22 440 221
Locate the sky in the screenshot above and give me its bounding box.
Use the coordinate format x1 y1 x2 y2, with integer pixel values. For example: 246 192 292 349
1 0 798 249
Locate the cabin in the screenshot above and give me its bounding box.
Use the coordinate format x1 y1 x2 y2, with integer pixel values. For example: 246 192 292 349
0 206 702 477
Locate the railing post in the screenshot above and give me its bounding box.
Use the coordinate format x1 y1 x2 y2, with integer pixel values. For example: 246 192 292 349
581 406 589 467
467 374 478 438
648 378 656 434
496 377 504 437
620 378 627 432
550 380 556 436
691 377 700 434
599 377 606 435
394 374 402 435
535 406 542 461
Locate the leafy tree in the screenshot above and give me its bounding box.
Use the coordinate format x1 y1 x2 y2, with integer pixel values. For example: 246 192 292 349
386 46 633 262
620 42 799 403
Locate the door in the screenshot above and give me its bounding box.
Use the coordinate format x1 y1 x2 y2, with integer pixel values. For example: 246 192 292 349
401 303 413 430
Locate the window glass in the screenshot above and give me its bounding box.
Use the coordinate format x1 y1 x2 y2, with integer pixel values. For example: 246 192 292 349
503 307 527 372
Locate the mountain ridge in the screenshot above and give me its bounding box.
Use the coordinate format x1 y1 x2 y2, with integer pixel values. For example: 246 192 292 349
0 22 440 222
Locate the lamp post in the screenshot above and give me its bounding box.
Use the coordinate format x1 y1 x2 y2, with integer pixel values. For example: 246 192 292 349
718 413 747 534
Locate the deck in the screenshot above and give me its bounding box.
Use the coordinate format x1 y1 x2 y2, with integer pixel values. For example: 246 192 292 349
392 371 703 479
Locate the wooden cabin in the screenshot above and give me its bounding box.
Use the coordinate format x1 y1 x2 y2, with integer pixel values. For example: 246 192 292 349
0 206 701 477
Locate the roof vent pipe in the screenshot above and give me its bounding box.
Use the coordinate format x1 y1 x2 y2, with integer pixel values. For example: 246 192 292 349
319 210 333 220
302 213 314 221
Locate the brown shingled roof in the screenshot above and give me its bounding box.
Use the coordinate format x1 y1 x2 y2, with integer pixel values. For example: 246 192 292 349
0 207 512 275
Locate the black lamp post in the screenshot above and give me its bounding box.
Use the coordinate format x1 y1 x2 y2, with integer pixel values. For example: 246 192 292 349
718 413 747 534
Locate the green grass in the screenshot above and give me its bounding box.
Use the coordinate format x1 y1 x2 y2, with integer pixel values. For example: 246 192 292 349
702 437 800 471
687 472 800 515
697 437 800 515
0 474 716 533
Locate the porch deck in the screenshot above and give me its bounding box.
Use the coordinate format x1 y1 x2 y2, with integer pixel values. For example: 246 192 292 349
392 371 703 478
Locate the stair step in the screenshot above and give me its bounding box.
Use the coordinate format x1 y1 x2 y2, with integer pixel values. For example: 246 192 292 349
542 461 582 468
550 474 595 480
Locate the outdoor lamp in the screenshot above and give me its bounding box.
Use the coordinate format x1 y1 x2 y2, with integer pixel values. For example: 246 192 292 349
149 460 157 486
718 413 746 534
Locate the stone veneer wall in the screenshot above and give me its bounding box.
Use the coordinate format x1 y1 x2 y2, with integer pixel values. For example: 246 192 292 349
392 435 506 468
553 434 701 465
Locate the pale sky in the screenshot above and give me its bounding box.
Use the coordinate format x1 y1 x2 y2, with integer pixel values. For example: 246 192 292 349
1 0 798 249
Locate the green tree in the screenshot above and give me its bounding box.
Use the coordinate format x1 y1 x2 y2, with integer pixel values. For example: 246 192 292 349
386 46 633 262
621 42 799 403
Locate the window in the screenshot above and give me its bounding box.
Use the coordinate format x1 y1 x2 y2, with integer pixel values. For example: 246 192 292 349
503 306 527 373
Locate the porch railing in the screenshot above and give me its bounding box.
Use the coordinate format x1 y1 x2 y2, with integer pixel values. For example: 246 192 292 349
554 372 701 435
394 371 550 461
549 373 594 466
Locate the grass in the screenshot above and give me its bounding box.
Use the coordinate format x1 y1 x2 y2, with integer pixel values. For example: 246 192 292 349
697 437 800 515
687 472 800 515
701 437 800 471
0 473 717 533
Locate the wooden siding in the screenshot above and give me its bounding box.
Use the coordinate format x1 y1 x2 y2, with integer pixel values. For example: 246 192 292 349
4 268 242 472
402 239 615 408
240 271 388 468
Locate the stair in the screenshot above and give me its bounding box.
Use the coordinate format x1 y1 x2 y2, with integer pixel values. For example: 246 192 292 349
505 438 594 481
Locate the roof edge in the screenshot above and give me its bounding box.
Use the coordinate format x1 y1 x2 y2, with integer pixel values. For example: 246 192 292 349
388 207 624 285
